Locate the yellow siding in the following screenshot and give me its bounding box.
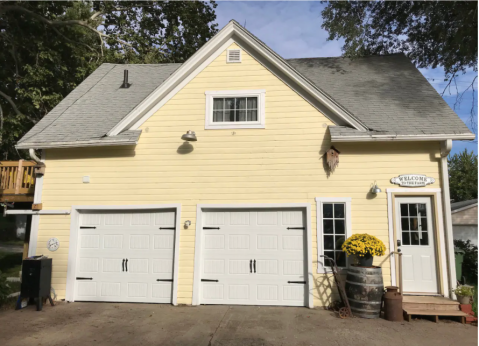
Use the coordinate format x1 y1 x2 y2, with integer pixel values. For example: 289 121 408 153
37 43 443 305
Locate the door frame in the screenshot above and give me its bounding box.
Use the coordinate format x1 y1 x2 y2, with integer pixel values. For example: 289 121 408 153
192 203 313 308
65 204 182 304
387 189 449 297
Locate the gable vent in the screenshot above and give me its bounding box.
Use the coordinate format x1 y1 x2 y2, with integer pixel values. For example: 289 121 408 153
227 49 241 63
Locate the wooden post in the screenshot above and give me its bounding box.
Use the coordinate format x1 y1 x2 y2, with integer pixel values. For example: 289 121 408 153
14 160 24 195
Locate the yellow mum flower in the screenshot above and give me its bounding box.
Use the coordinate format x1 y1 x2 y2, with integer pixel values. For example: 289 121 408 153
341 234 386 257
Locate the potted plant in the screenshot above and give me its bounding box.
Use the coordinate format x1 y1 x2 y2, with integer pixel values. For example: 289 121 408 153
453 285 474 304
342 234 386 267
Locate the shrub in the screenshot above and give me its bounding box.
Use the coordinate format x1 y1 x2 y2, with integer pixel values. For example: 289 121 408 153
342 234 386 257
454 239 478 285
0 272 11 304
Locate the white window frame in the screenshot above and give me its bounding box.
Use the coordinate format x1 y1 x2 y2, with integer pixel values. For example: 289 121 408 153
315 197 352 273
205 90 266 129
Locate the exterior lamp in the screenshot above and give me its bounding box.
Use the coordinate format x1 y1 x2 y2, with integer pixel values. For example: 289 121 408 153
371 181 382 194
181 130 197 141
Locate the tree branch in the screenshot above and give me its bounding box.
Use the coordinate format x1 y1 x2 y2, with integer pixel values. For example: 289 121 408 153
0 90 23 117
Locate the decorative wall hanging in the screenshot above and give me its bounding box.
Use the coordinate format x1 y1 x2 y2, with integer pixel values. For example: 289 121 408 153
326 146 340 173
390 174 435 187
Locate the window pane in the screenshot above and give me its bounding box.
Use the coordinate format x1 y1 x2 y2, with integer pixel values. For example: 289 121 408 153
324 235 334 250
411 231 419 245
213 110 223 122
323 220 334 234
324 251 335 267
213 98 223 110
420 232 429 246
335 235 345 250
238 110 246 121
401 218 409 231
402 232 410 245
336 251 346 267
247 110 257 121
418 203 427 216
420 217 428 231
409 218 418 231
225 109 235 122
225 98 235 110
334 204 345 218
335 220 345 235
323 204 333 218
247 97 257 109
236 98 246 109
400 204 408 217
409 204 417 217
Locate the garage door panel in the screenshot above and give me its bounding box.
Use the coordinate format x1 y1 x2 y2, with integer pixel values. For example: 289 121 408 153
75 209 176 303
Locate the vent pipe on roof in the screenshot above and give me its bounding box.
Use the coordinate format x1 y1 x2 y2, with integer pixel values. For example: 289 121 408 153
121 70 131 88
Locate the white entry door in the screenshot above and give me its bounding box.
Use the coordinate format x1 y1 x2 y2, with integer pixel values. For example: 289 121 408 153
395 197 439 294
74 209 176 303
199 209 307 306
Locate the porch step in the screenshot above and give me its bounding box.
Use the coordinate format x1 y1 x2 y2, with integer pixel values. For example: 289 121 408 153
402 296 460 311
403 308 469 323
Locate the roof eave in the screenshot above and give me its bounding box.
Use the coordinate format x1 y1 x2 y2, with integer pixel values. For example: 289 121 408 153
330 133 476 142
16 139 139 150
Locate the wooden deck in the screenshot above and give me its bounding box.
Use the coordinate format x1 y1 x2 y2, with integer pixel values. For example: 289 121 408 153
403 296 469 323
0 160 36 202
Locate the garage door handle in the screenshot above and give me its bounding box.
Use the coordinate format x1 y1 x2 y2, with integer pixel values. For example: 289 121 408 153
288 281 306 284
160 227 175 230
253 260 256 273
287 227 305 230
122 259 125 272
250 260 252 273
125 259 128 272
201 279 219 282
203 227 220 230
80 226 96 229
157 279 173 282
76 277 93 280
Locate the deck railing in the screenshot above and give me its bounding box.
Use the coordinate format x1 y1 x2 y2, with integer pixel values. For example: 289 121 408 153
0 160 36 196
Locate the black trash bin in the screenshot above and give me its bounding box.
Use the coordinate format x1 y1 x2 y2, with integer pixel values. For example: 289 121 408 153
20 257 54 311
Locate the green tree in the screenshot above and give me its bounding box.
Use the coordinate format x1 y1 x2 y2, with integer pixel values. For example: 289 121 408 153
448 149 478 203
321 1 478 127
0 1 217 159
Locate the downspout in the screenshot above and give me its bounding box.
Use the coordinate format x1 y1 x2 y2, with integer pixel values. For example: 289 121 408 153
440 139 456 298
28 149 45 257
29 148 42 163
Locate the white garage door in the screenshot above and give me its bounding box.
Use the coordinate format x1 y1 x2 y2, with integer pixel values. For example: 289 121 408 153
199 209 307 306
74 209 176 303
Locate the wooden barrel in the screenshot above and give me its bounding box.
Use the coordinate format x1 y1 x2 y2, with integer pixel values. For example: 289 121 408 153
345 265 384 318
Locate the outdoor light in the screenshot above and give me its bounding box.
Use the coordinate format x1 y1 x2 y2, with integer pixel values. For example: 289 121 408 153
184 220 192 228
371 181 382 194
181 130 197 141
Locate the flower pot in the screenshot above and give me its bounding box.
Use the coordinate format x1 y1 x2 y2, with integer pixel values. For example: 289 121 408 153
457 295 471 304
352 254 374 267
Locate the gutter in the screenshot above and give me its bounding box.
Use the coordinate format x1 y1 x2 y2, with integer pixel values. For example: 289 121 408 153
440 139 456 298
331 133 476 142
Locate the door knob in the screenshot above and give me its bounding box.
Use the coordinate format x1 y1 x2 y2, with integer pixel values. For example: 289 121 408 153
397 239 402 247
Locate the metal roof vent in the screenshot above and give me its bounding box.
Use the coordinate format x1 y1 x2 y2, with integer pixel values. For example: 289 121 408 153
120 70 131 88
227 49 241 63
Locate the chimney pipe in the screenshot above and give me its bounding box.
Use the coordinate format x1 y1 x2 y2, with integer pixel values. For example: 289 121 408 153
121 69 130 88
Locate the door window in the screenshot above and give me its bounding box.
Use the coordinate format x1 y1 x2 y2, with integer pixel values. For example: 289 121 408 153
399 203 429 246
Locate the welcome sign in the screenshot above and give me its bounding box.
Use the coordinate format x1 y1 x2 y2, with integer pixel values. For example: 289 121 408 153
390 174 435 187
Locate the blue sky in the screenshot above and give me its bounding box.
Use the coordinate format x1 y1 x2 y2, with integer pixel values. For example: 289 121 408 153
214 1 478 156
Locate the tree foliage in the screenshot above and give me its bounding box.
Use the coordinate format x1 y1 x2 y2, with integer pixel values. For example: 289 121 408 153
454 239 478 286
0 1 217 159
448 149 478 203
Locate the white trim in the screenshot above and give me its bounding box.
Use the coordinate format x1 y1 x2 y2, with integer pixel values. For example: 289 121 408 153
192 203 313 308
109 21 367 136
6 210 70 215
16 138 139 150
65 204 182 305
27 150 45 257
451 203 478 214
386 188 449 297
315 197 352 273
331 133 475 142
226 48 241 63
204 90 266 129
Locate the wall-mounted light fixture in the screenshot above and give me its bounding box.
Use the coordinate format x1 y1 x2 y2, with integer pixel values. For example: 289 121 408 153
181 130 197 141
184 220 192 228
371 181 382 194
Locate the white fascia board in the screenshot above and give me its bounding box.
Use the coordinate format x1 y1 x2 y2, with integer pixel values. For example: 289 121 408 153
6 210 70 215
331 133 476 142
108 21 367 136
16 139 139 150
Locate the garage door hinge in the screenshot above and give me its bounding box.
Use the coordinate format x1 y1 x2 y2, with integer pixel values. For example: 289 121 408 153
288 281 306 284
76 277 93 280
201 279 219 282
156 279 173 282
80 226 96 229
287 227 305 230
159 227 175 230
203 227 220 230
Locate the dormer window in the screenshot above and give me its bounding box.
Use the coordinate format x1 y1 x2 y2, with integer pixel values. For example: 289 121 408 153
205 90 265 129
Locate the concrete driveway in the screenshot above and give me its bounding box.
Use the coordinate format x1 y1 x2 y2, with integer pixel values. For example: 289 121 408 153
0 302 476 346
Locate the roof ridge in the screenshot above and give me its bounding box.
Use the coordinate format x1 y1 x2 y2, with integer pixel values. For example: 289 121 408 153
286 53 405 61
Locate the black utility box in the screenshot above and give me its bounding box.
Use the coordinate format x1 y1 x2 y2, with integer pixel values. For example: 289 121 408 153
20 258 53 311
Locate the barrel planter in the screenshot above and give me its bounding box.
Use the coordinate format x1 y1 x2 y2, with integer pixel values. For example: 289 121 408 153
345 265 384 319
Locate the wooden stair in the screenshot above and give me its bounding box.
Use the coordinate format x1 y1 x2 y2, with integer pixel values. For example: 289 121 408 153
403 296 469 323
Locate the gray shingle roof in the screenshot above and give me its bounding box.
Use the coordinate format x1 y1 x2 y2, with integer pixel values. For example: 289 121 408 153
286 54 472 137
17 52 473 149
451 199 478 211
17 63 181 149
